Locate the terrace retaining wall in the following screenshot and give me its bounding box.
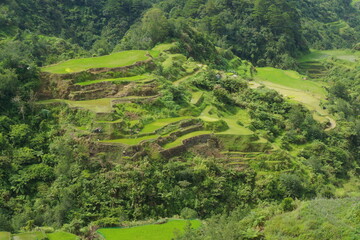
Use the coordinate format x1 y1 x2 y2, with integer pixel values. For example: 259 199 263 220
160 134 212 158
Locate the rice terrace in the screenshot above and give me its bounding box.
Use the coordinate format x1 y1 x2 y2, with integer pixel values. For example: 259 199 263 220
1 1 360 239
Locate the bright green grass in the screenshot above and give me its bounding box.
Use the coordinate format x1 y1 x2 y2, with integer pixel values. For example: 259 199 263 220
256 67 326 95
299 49 360 63
96 119 123 124
100 135 156 145
162 54 187 71
264 198 360 240
12 232 46 240
218 118 253 135
254 68 332 124
75 75 149 86
97 219 201 240
190 92 203 105
163 131 212 149
42 50 158 74
37 98 118 113
0 232 10 240
152 43 177 52
173 66 205 86
200 106 253 135
335 176 360 198
47 231 78 240
140 117 191 134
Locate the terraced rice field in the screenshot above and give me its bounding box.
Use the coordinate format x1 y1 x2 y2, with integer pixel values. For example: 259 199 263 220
139 117 191 134
42 50 158 74
4 231 77 240
75 74 150 86
100 135 157 145
37 98 118 113
256 67 326 95
163 131 212 149
97 219 201 240
151 43 177 52
200 106 253 135
47 231 78 240
254 67 332 126
12 232 46 240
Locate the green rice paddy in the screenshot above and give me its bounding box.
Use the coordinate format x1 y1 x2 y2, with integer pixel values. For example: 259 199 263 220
151 43 177 52
299 49 360 63
37 98 118 113
97 219 201 240
12 232 46 240
254 66 332 125
163 131 212 149
200 106 253 135
256 67 326 95
42 50 158 74
47 231 78 240
75 75 150 86
2 231 77 240
139 117 191 134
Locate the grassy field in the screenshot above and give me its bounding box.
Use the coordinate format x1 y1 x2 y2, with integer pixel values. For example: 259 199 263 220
0 232 10 240
254 67 331 124
42 50 158 74
264 198 360 240
163 131 211 149
97 219 201 240
47 232 78 240
256 67 326 95
37 98 118 113
190 92 203 105
299 49 360 63
200 106 253 135
75 75 150 86
139 117 191 134
12 232 46 240
151 43 177 52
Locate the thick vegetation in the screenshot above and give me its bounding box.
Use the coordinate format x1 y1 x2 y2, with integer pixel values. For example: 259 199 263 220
0 0 359 240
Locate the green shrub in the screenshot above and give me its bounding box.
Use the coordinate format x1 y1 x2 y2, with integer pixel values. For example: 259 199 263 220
92 217 119 228
204 120 229 132
180 208 198 219
281 197 296 212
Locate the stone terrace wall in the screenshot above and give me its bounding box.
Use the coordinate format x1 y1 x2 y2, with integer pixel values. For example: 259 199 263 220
160 134 212 158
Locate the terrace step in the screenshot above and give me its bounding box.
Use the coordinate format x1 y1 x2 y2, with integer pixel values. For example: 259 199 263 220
299 61 327 79
111 95 159 104
68 88 119 100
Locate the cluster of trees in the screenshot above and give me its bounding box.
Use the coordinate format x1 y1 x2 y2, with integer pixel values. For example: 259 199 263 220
2 0 359 67
0 0 360 238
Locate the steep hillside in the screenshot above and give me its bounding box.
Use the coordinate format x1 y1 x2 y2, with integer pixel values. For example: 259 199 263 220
0 1 360 239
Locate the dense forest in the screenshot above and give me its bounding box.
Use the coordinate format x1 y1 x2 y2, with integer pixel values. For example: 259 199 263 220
0 0 360 239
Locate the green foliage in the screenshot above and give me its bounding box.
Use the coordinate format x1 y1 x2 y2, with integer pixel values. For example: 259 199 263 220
118 8 170 50
204 120 228 132
180 208 198 219
0 1 360 239
98 219 201 240
264 198 360 240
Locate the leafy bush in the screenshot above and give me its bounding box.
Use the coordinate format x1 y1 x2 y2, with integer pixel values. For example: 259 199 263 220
180 208 198 219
